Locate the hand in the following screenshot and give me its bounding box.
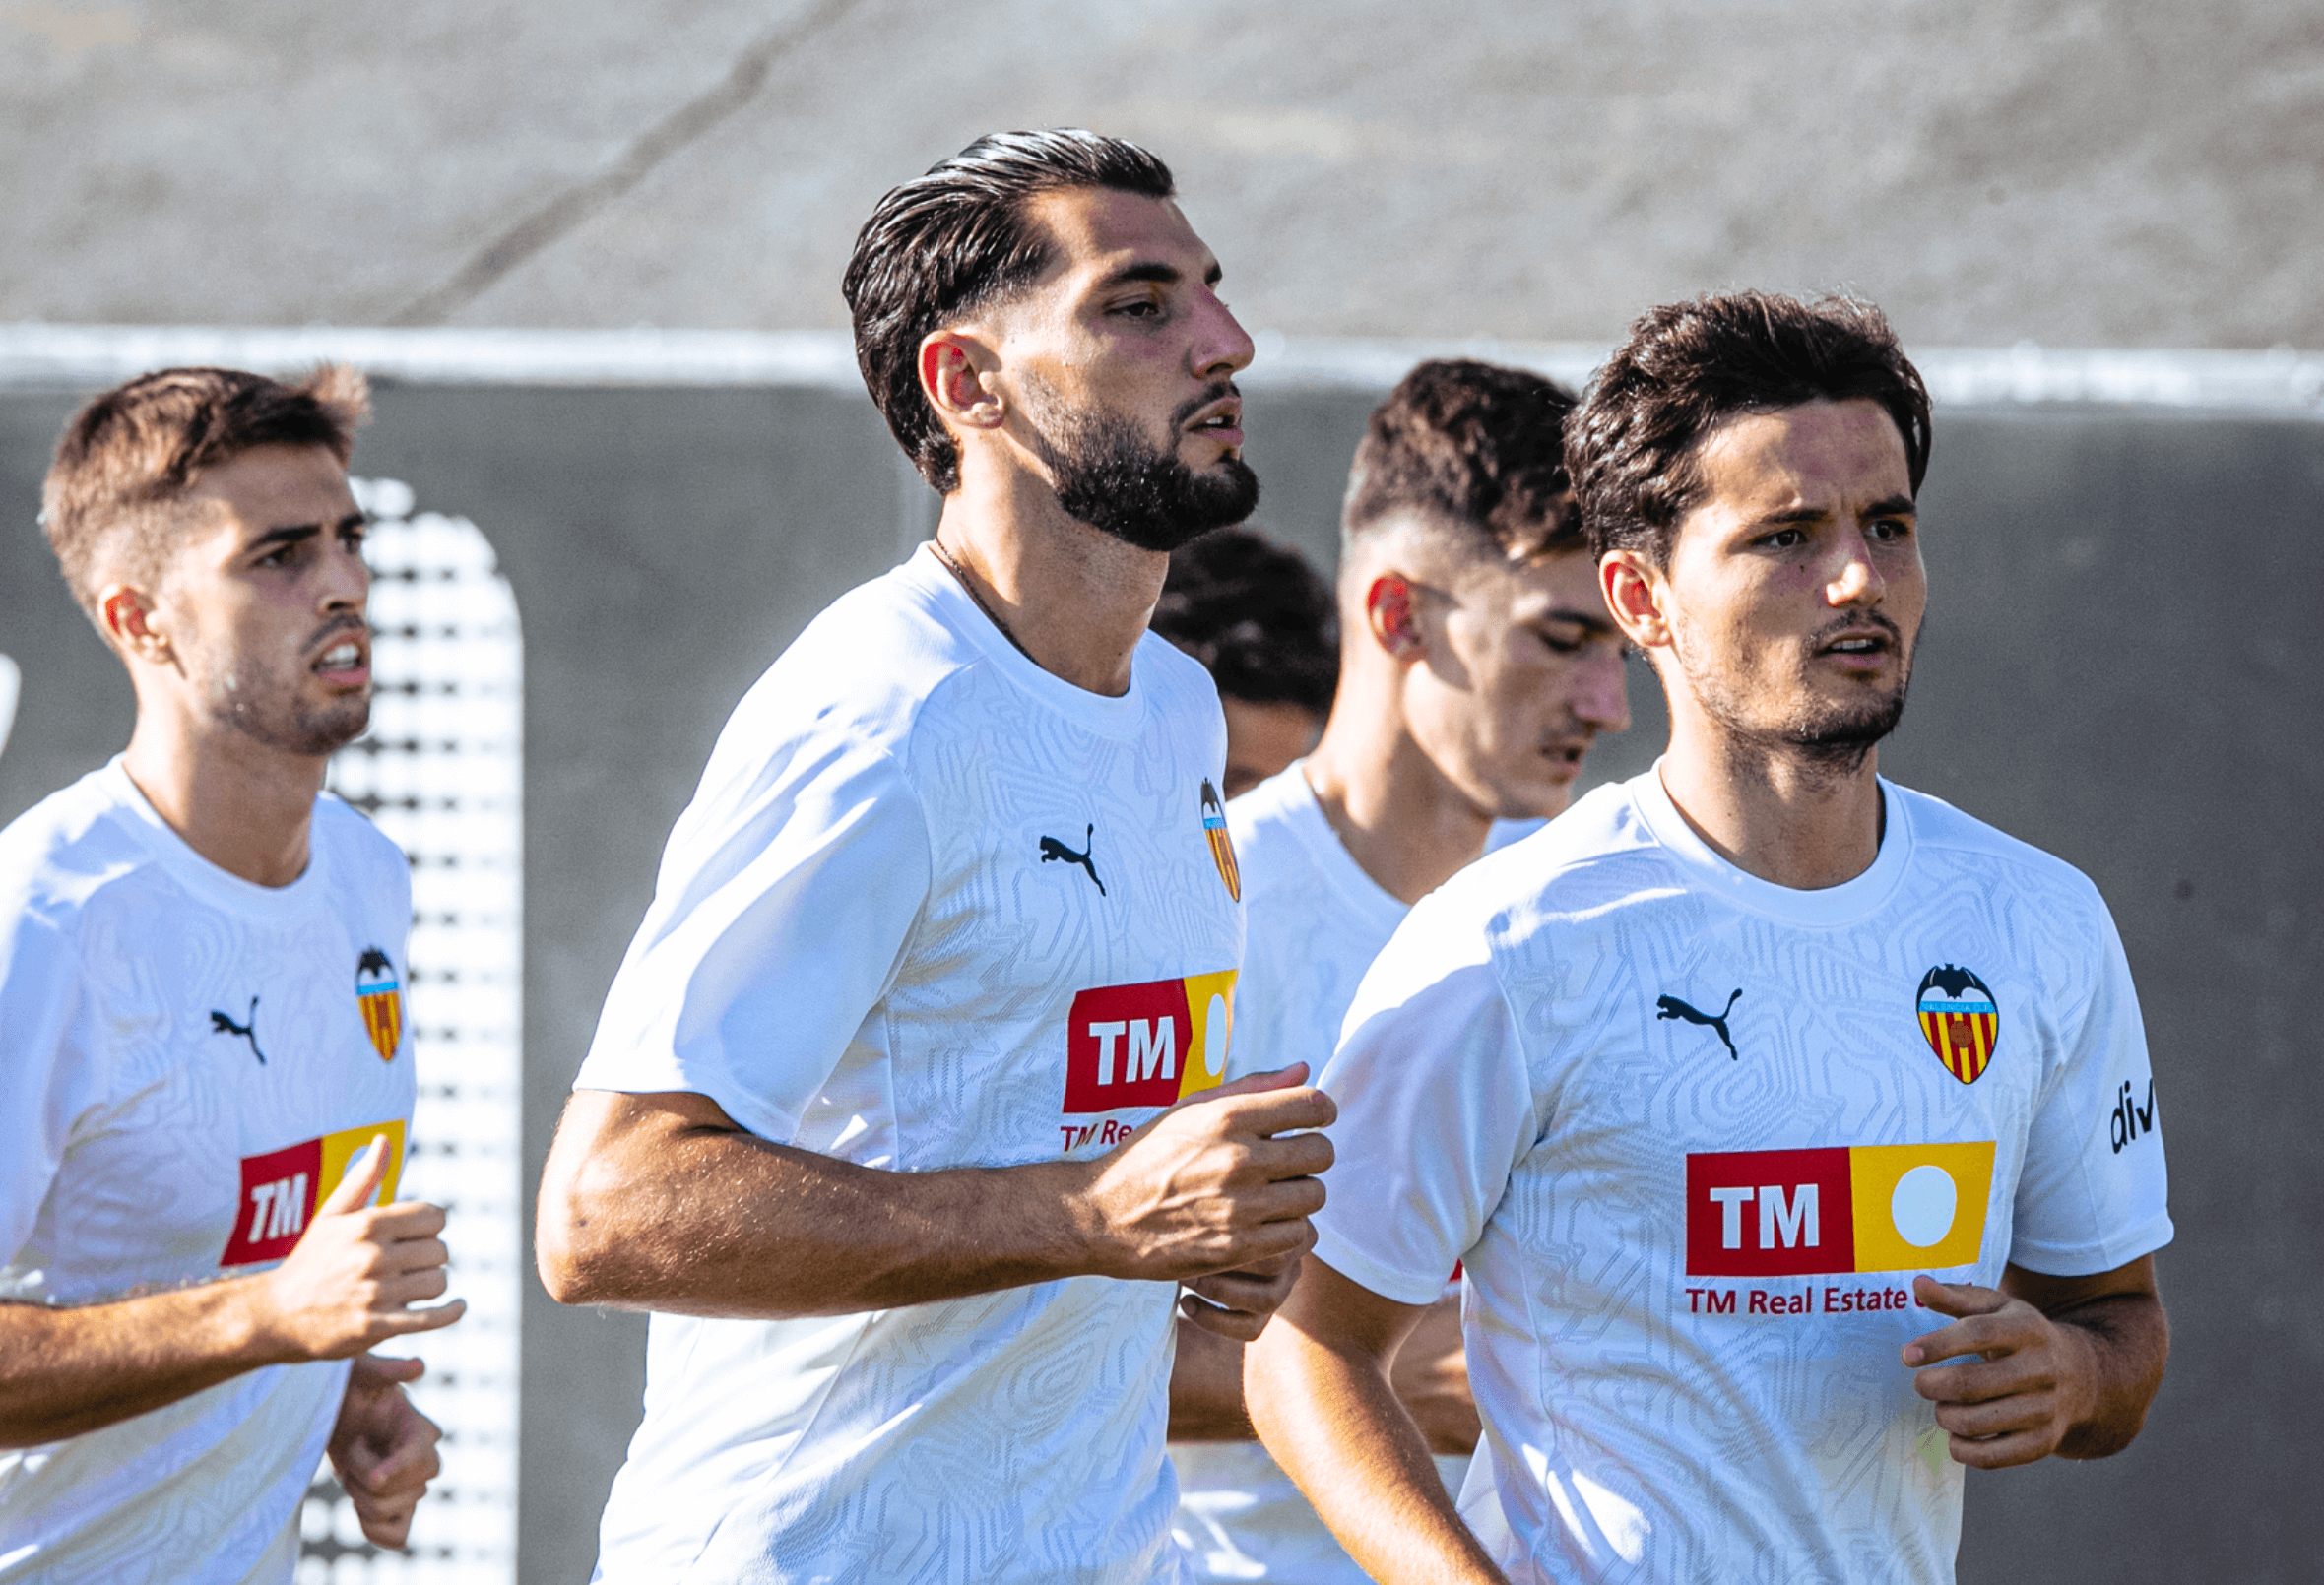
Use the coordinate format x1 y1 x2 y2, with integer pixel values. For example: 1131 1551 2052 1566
1180 1248 1304 1342
327 1354 444 1550
1080 1064 1333 1289
1903 1275 2098 1468
251 1137 466 1362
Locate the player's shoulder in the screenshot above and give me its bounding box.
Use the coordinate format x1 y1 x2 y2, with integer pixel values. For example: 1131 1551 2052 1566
309 792 411 898
1450 777 1671 923
1891 781 2108 914
1224 765 1315 878
743 554 985 743
0 763 160 927
1130 626 1224 712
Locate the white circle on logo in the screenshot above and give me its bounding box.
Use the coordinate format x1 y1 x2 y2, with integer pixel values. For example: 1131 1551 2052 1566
1204 994 1229 1076
1891 1165 1959 1248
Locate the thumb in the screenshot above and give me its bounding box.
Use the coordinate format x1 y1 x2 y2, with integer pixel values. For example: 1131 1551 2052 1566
1176 1062 1311 1108
318 1136 391 1218
349 1354 425 1390
1910 1274 2007 1320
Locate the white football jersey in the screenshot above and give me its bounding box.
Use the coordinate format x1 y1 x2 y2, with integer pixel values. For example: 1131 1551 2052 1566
1310 767 2171 1585
0 761 417 1585
1171 763 1464 1584
575 546 1244 1584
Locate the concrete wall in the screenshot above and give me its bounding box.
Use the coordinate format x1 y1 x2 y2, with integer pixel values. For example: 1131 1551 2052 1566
1 374 2317 1581
4 0 2321 348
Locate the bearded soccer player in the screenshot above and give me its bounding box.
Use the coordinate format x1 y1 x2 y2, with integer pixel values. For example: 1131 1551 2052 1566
535 130 1333 1583
1169 359 1629 1584
1247 294 2171 1584
0 367 463 1582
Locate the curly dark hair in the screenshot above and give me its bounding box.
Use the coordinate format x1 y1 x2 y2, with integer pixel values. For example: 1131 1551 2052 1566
1568 291 1931 566
1151 527 1337 715
1341 358 1582 559
842 129 1176 494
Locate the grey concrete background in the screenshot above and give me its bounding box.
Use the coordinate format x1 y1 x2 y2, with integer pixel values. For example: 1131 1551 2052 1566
1 377 2317 1580
3 0 2321 347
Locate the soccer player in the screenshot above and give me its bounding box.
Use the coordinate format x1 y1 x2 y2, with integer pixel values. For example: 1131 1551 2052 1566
534 130 1334 1583
0 367 464 1581
1150 525 1339 798
1246 293 2173 1585
1169 359 1630 1583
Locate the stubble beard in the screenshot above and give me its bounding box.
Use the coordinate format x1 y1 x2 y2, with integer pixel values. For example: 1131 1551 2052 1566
197 636 371 760
1021 378 1260 553
1678 622 1916 783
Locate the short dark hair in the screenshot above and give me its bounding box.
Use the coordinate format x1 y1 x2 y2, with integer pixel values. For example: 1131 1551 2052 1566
843 129 1176 493
43 364 369 623
1151 527 1337 716
1568 291 1932 565
1341 358 1583 560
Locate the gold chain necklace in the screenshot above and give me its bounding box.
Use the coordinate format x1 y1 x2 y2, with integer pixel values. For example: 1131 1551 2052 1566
929 537 1037 663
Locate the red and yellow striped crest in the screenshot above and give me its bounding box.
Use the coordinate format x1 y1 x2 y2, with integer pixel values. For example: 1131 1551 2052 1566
1200 779 1240 903
356 947 404 1063
1915 964 1998 1084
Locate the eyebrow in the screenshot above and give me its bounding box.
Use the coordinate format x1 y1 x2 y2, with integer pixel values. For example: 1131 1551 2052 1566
1539 604 1621 636
1099 259 1224 289
1757 494 1918 527
247 510 367 552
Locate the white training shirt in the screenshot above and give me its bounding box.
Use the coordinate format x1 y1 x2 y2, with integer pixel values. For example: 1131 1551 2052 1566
575 545 1245 1584
0 760 417 1585
1311 767 2171 1585
1171 763 1465 1584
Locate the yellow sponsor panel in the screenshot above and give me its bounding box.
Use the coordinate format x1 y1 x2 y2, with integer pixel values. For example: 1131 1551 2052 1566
319 1118 408 1208
1177 970 1239 1100
1848 1140 1995 1273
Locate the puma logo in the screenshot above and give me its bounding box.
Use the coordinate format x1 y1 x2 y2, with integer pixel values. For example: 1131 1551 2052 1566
211 996 267 1064
1039 825 1106 896
1656 989 1741 1060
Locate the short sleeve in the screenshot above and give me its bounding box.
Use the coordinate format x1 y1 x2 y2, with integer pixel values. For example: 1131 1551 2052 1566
2009 900 2173 1277
0 906 97 1265
1309 922 1537 1307
575 723 933 1145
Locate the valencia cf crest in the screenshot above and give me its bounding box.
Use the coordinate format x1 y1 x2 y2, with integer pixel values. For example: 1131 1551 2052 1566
1200 779 1241 903
1916 964 1998 1084
356 947 404 1062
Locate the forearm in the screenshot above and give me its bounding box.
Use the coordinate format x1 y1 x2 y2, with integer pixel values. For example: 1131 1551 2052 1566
1169 1318 1252 1440
2053 1291 2170 1459
1247 1323 1505 1585
540 1119 1099 1317
0 1281 282 1446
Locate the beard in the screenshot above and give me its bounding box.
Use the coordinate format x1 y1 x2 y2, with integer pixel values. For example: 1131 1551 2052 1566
1682 615 1915 778
196 624 372 759
1021 378 1260 552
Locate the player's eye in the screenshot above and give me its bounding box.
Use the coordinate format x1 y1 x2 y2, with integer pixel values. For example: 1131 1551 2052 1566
1759 527 1809 550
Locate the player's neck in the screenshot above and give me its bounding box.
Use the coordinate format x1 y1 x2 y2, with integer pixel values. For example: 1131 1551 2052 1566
1303 696 1491 906
120 706 325 889
1656 711 1886 891
932 472 1165 698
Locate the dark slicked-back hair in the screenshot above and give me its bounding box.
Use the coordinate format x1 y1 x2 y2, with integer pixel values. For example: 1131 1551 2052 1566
1341 358 1583 561
843 129 1176 493
1569 291 1931 565
43 364 369 624
1152 527 1338 716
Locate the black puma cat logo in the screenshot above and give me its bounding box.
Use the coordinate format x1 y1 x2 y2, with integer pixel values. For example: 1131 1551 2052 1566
211 996 267 1064
1656 989 1742 1060
1039 825 1106 896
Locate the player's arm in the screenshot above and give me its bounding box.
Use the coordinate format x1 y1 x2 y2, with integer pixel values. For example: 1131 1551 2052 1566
1904 1253 2167 1467
1245 1258 1506 1585
536 1073 1333 1337
0 1140 462 1448
1170 1296 1477 1449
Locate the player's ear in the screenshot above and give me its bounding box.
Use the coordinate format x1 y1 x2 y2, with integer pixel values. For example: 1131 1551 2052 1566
1600 551 1670 652
98 582 173 666
1364 574 1423 662
919 330 1005 440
